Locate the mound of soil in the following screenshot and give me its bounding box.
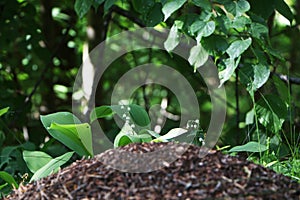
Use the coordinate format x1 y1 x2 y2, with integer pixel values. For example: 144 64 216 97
7 142 300 199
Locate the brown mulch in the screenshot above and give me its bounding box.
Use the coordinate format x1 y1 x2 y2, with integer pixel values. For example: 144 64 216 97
7 142 300 200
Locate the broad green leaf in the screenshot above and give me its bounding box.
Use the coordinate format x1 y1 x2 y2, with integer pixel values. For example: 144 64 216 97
0 107 9 117
240 63 270 92
153 128 187 142
232 16 251 29
164 23 180 52
192 0 212 10
90 105 114 123
49 123 93 156
249 0 275 20
23 151 53 173
30 152 74 182
74 0 93 18
224 0 250 17
202 35 229 54
229 141 268 153
272 76 289 103
145 3 164 26
218 57 241 86
162 0 187 21
40 112 81 127
129 104 151 127
275 0 294 24
114 123 139 147
104 0 117 12
226 38 252 59
188 43 209 71
256 95 288 133
250 22 268 40
0 171 18 189
193 21 215 43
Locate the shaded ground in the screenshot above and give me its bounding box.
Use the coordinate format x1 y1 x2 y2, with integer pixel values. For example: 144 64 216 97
8 142 300 199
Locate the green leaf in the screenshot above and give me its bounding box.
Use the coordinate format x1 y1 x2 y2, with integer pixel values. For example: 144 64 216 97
191 0 212 10
132 0 155 14
114 123 140 147
272 76 289 103
226 38 252 59
129 104 151 127
224 0 250 17
229 141 268 153
30 152 74 182
139 129 161 138
245 108 254 125
202 35 229 54
232 16 251 29
240 63 270 92
74 0 93 18
0 171 18 189
134 134 152 143
153 128 187 142
104 0 117 12
90 105 114 123
23 151 53 173
164 23 180 52
218 57 241 86
256 95 288 133
145 3 164 26
250 22 269 39
275 0 294 24
162 0 187 21
0 107 9 117
193 21 215 43
188 43 209 71
40 112 81 126
48 123 93 156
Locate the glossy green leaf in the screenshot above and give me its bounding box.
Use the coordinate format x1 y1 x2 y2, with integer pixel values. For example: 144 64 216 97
48 123 93 156
218 57 241 86
30 152 74 182
164 23 180 52
188 43 209 71
191 0 212 10
226 38 252 59
256 95 288 133
162 0 187 21
0 171 18 189
224 0 250 17
129 104 151 127
74 0 93 18
23 150 53 173
104 0 117 12
0 107 9 117
90 105 114 123
229 141 268 153
240 63 270 92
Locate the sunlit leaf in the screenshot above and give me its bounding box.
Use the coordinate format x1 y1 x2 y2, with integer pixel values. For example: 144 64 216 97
275 0 294 24
218 57 241 86
0 171 18 189
90 105 114 123
162 0 187 21
226 38 252 59
188 43 209 71
30 152 74 182
191 0 212 10
256 95 288 133
0 107 9 117
224 0 250 17
229 141 268 153
164 23 180 52
23 150 53 173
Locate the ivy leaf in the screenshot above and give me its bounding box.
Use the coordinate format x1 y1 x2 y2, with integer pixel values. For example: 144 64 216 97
191 0 212 10
229 141 268 153
226 38 252 59
74 0 93 18
193 21 215 43
218 57 241 86
250 22 269 39
188 43 209 71
256 95 288 133
224 0 250 17
162 0 187 21
164 23 180 52
240 63 270 92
